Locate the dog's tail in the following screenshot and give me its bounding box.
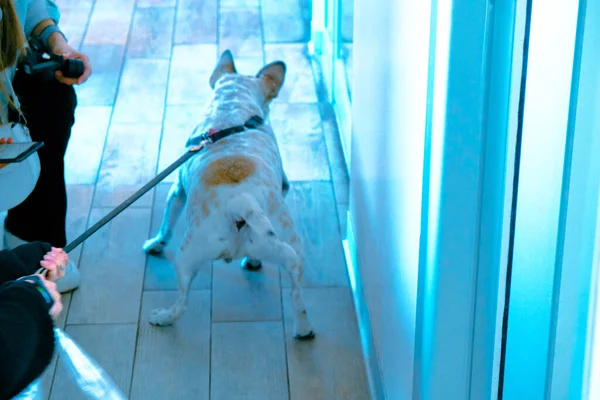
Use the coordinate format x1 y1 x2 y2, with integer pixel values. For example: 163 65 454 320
228 192 276 236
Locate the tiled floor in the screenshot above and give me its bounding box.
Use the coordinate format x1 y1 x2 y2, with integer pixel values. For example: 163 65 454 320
5 0 368 399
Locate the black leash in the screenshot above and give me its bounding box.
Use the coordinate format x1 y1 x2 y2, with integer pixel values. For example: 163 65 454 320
63 146 202 253
62 115 264 254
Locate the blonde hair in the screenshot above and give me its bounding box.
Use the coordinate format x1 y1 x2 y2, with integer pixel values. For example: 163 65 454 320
0 0 26 121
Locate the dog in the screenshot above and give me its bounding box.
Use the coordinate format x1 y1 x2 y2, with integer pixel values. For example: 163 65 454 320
142 50 315 340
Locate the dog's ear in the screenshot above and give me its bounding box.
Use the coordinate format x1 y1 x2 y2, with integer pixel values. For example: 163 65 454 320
256 61 286 102
209 50 237 89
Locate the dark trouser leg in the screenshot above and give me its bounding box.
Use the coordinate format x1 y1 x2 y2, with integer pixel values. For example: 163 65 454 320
5 70 77 248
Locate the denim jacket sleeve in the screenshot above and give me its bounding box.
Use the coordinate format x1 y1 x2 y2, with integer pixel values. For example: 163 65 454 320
23 0 62 39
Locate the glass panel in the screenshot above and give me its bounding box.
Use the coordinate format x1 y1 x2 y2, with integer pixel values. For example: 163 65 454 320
339 0 354 98
326 0 335 34
330 0 354 169
500 0 581 397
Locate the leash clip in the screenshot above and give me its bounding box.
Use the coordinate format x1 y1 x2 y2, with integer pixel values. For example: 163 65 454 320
188 139 209 152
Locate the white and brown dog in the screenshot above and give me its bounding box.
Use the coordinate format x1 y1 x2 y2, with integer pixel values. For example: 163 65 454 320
142 50 315 340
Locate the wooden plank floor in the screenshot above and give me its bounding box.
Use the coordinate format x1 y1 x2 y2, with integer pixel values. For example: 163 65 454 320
6 0 366 398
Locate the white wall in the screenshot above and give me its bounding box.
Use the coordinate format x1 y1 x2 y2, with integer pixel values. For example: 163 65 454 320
350 0 431 397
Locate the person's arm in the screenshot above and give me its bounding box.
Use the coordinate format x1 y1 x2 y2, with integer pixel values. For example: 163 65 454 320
0 281 55 399
23 0 62 40
24 0 92 85
0 241 52 284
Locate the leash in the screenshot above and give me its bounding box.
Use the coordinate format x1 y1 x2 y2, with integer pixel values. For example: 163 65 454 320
63 143 206 253
34 143 206 277
61 115 264 255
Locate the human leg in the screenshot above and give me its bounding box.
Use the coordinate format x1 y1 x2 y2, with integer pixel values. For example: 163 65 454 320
3 69 80 292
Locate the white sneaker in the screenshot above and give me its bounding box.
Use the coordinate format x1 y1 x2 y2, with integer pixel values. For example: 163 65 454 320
3 228 81 293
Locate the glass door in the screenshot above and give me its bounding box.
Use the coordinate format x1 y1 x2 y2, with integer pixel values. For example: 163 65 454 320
333 0 353 171
499 0 600 398
310 0 354 172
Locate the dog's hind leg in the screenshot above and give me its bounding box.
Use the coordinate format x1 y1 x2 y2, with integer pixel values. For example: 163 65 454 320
143 179 186 254
245 229 315 339
241 179 289 271
231 193 315 339
149 228 216 326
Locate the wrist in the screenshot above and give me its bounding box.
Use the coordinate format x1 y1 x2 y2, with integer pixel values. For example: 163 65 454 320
34 24 68 54
48 31 68 53
15 275 55 312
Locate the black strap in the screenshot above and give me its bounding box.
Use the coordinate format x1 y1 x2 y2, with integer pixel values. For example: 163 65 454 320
186 115 264 147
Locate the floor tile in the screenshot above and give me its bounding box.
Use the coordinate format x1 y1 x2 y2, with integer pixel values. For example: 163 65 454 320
67 208 150 324
211 322 289 400
269 103 331 181
84 0 136 45
65 184 95 266
130 291 211 400
264 44 318 103
128 7 176 59
320 103 350 204
54 0 94 50
283 288 369 400
145 184 212 291
138 0 177 7
262 0 309 43
281 181 349 287
229 57 265 75
93 123 162 208
219 8 263 59
167 44 217 105
212 260 282 322
220 0 259 8
175 0 218 44
49 324 137 400
112 59 170 123
158 104 205 183
75 44 126 106
65 106 112 185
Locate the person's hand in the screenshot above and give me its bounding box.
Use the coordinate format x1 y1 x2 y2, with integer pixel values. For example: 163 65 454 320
50 39 92 85
41 277 63 320
39 247 69 282
0 136 13 169
23 275 63 320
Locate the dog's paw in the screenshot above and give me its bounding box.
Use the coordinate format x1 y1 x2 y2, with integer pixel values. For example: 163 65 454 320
294 320 316 340
241 257 262 271
143 237 166 255
149 308 175 326
294 329 316 341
